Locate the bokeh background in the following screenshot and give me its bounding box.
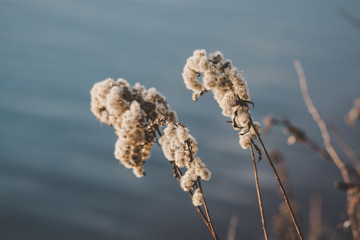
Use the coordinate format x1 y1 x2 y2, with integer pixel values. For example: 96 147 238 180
1 0 359 239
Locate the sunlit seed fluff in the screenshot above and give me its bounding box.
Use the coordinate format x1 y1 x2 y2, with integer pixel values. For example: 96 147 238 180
233 108 250 132
176 126 189 143
187 135 199 154
183 67 205 94
221 92 237 117
209 50 223 64
203 71 217 89
90 78 115 124
170 137 181 150
163 122 177 138
129 128 145 144
199 167 211 181
180 168 197 191
239 121 260 149
132 82 146 98
251 121 261 136
174 148 187 168
192 188 205 206
182 50 208 94
91 78 178 178
106 86 129 125
120 102 144 132
227 68 250 101
182 49 258 137
192 158 211 181
191 49 209 72
133 166 145 178
114 138 132 168
159 136 175 161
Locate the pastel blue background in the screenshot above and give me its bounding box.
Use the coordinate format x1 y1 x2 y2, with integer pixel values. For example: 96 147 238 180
1 0 359 239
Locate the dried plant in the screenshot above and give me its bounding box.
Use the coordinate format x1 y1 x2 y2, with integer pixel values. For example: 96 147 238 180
270 151 300 240
264 112 360 239
295 60 360 240
89 51 359 240
183 49 304 240
345 98 360 127
263 61 360 240
90 78 218 239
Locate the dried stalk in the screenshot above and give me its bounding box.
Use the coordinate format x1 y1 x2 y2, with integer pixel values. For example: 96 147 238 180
330 124 360 170
227 214 238 240
249 117 304 240
294 60 360 240
294 60 351 182
250 143 269 240
308 194 322 240
161 130 218 240
185 140 218 240
171 161 215 236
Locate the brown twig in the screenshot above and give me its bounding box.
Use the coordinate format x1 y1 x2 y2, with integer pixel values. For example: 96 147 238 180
330 123 360 170
227 214 239 240
250 143 269 240
198 180 218 240
294 60 360 240
157 125 218 240
170 161 216 238
249 117 304 240
294 60 351 182
308 194 322 240
184 140 218 240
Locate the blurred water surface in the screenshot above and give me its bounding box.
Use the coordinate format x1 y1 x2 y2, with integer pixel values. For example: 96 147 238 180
1 0 360 239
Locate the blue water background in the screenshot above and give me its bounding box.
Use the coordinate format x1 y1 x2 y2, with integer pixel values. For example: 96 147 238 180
1 0 360 239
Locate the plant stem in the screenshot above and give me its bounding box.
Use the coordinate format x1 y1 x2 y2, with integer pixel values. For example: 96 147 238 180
185 140 218 239
198 180 219 239
249 118 303 240
156 124 218 239
250 143 269 240
294 60 360 239
170 160 218 239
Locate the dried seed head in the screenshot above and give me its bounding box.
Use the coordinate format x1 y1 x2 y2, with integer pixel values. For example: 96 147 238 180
90 78 177 177
239 121 260 149
182 50 259 149
192 188 205 206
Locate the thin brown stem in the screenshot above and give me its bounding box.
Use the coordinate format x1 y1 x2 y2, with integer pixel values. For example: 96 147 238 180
294 60 351 182
308 194 322 240
227 214 238 240
157 123 217 239
249 118 303 240
330 123 360 170
250 143 269 240
184 141 218 240
294 60 360 239
170 161 218 240
198 180 219 240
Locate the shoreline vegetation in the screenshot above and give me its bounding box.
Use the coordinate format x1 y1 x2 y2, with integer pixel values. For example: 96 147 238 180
90 50 359 240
